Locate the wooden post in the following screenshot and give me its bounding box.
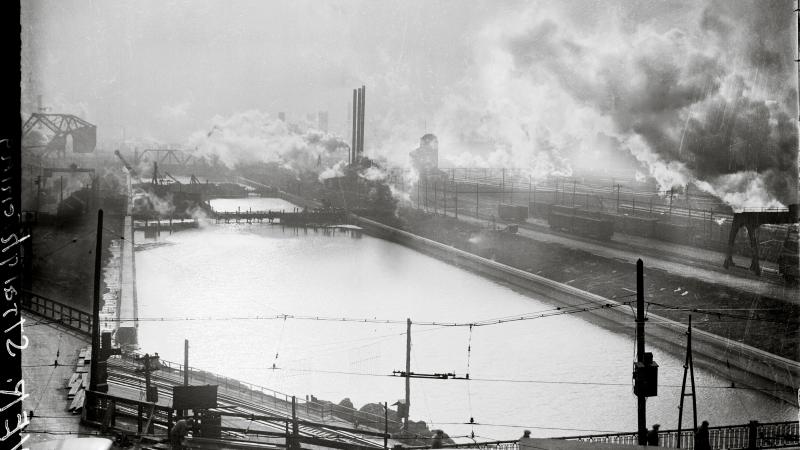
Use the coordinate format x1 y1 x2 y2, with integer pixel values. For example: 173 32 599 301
292 396 299 450
90 210 103 396
636 260 647 445
183 339 189 418
404 318 411 431
677 315 698 448
384 402 389 449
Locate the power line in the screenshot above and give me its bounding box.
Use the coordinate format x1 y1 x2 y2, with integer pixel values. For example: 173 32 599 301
94 301 632 326
432 421 626 434
646 301 799 325
241 366 793 393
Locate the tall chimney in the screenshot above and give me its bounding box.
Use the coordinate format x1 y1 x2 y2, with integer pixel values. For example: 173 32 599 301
359 85 366 159
351 89 358 165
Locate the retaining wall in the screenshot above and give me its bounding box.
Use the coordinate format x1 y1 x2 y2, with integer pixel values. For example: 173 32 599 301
354 215 800 406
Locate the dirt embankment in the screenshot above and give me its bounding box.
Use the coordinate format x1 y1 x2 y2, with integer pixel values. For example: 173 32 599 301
28 213 125 311
368 208 799 362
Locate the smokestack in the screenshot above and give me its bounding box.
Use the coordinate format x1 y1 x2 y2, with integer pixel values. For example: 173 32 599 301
351 89 358 165
359 85 366 159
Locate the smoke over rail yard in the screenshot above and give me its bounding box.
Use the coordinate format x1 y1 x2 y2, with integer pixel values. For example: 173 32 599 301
10 1 800 450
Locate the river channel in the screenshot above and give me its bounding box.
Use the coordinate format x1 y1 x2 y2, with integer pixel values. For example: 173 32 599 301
133 197 796 440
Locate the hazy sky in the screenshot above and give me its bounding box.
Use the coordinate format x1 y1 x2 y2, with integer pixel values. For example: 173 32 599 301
21 1 798 208
21 0 706 144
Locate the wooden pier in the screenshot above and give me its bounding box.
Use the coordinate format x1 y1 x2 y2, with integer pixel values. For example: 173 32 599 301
212 209 348 226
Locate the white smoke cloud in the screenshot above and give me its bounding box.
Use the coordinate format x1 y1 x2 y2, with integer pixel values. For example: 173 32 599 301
188 110 349 172
319 160 347 182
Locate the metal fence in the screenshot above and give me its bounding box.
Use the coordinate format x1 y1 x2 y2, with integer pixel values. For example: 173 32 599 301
558 421 799 449
22 290 93 335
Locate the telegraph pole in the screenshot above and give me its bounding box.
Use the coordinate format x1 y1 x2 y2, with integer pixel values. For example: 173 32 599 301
475 182 479 219
183 339 189 418
636 259 647 445
677 315 698 447
404 318 411 431
455 184 458 219
89 209 103 393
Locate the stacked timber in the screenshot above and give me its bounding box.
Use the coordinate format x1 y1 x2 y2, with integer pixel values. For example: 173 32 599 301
66 346 91 413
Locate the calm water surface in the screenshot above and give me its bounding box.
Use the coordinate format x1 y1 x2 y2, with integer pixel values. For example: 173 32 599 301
133 197 796 440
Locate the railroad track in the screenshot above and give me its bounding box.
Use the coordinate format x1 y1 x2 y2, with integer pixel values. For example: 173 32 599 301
106 358 385 448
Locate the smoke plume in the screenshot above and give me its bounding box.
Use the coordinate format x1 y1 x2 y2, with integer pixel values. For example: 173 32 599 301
188 110 349 173
448 0 798 209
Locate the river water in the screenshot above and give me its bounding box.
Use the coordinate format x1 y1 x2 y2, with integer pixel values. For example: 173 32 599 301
133 197 796 440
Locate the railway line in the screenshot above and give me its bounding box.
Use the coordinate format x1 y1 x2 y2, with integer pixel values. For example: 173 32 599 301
105 355 389 448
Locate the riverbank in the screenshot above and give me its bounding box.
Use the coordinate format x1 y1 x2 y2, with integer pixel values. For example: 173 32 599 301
354 209 799 405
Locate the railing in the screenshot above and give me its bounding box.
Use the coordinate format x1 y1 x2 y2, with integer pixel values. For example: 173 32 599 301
116 351 402 430
84 389 388 450
436 440 519 450
22 290 92 335
557 421 799 449
83 390 174 436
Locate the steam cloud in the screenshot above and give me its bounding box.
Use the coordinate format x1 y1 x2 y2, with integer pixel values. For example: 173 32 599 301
428 0 797 210
188 110 349 173
174 2 796 211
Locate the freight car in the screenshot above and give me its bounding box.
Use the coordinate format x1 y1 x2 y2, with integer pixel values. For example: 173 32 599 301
548 209 614 241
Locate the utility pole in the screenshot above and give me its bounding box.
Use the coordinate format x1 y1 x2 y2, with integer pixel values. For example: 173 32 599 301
572 179 576 209
183 339 189 418
90 210 103 394
35 175 42 214
454 183 458 219
616 184 621 213
417 182 421 210
291 396 299 450
528 175 532 206
677 315 698 447
433 182 438 215
475 182 479 219
632 259 657 444
404 318 411 431
425 179 428 213
669 189 674 216
443 181 447 217
384 402 389 450
60 176 63 203
501 168 505 204
636 259 646 445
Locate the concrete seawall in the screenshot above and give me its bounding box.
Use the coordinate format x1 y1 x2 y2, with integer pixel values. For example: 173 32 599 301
117 215 138 346
354 215 800 406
